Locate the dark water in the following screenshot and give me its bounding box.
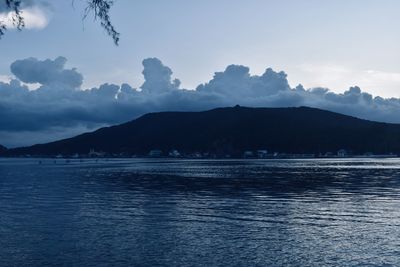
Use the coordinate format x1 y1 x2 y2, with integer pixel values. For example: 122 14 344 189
1 158 400 266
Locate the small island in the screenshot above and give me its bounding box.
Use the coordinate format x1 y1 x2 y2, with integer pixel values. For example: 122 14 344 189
3 106 400 159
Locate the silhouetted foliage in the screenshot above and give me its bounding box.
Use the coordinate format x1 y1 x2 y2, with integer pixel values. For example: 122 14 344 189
0 0 24 37
0 0 120 44
83 0 119 45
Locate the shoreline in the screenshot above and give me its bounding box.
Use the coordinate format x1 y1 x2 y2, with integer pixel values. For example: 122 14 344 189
1 155 398 160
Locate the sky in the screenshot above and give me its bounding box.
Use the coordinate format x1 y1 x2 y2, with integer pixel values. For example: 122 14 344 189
1 0 400 147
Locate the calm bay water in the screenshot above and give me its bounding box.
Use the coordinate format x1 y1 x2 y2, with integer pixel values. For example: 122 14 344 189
1 158 400 266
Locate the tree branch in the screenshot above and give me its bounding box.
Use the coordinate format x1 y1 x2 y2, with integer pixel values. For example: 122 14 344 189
83 0 120 45
0 0 24 37
1 0 119 45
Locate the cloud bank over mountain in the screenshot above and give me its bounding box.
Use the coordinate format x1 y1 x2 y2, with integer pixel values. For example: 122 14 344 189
1 56 400 147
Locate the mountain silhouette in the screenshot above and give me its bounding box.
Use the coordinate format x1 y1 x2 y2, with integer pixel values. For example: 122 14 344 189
4 106 400 157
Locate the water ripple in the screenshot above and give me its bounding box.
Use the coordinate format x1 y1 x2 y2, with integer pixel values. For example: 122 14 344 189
1 158 400 266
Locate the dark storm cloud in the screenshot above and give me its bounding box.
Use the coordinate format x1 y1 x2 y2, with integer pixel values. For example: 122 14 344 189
10 57 83 88
1 56 400 147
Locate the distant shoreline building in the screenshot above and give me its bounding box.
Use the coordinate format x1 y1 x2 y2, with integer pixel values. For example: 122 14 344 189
337 149 347 158
149 150 163 157
88 149 106 158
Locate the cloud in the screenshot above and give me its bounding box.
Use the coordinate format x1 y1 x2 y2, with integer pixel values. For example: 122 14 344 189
293 63 400 98
141 58 181 93
197 65 291 99
19 6 48 29
10 57 83 88
2 56 400 147
0 1 49 30
0 74 11 83
0 0 37 12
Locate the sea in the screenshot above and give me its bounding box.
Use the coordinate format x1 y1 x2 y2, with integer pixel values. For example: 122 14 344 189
1 158 400 266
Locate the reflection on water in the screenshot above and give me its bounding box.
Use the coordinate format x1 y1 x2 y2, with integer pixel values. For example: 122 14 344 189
1 158 400 266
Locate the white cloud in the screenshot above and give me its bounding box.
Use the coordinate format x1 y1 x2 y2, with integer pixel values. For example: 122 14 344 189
0 7 49 30
292 63 400 98
0 75 11 83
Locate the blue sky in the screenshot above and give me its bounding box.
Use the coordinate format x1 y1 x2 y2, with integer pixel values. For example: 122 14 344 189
1 0 400 147
1 0 400 96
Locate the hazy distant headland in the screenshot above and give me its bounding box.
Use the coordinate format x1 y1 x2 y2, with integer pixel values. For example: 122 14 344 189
2 106 400 159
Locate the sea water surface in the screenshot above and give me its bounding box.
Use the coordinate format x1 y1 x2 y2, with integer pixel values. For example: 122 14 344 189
1 158 400 266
